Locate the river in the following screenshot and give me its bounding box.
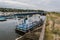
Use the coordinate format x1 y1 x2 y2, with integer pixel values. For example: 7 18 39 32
0 16 46 40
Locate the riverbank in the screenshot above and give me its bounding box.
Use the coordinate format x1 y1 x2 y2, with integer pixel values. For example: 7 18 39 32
44 13 60 40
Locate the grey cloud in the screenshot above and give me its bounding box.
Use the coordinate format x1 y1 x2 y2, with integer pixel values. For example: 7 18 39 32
0 0 60 12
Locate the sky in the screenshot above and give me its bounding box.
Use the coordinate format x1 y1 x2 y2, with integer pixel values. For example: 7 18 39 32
0 0 60 12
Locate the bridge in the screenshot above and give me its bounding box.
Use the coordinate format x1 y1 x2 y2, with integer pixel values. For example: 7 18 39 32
14 12 46 16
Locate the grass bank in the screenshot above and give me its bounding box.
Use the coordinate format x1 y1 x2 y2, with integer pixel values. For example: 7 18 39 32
44 12 60 40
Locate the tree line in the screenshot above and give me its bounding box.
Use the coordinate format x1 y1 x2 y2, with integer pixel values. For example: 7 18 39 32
0 8 44 12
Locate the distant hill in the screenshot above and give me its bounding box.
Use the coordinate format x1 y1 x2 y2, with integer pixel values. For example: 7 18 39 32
0 8 44 12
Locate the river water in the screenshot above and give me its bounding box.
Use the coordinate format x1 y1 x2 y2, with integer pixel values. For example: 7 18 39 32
0 16 46 40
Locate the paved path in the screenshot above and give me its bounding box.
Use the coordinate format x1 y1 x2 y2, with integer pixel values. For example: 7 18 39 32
39 19 46 40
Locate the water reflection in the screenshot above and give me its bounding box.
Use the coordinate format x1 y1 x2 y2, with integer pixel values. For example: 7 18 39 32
0 19 19 40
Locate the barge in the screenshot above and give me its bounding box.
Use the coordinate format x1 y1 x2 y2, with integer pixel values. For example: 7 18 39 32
15 14 43 33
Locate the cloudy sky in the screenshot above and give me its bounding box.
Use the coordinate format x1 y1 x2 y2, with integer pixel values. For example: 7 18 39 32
0 0 60 11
